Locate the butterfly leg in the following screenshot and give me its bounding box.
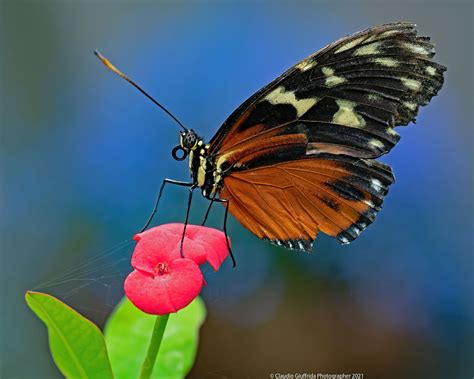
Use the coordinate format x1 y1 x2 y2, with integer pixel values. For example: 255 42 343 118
139 178 193 233
222 199 236 267
207 198 236 267
201 192 217 226
201 195 236 267
180 185 197 257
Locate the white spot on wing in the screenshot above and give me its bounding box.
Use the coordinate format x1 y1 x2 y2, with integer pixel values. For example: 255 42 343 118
425 66 437 76
296 59 316 72
402 42 431 56
322 67 346 87
298 241 304 250
340 236 349 244
335 36 365 54
363 199 375 208
373 57 399 67
333 99 366 128
354 41 382 56
387 127 399 137
379 30 400 38
363 34 380 44
371 178 383 192
369 139 384 149
401 77 421 91
403 101 417 110
264 86 318 118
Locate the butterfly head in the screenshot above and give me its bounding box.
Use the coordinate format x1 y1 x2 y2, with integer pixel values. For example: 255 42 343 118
172 129 202 161
181 129 200 150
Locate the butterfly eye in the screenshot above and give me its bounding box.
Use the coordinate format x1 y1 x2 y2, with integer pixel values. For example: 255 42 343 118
171 145 188 161
183 132 197 148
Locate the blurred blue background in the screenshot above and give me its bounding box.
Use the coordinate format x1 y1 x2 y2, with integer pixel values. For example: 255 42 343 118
2 1 473 378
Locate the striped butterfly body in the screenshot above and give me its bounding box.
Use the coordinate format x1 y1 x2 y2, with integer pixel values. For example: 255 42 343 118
178 22 445 251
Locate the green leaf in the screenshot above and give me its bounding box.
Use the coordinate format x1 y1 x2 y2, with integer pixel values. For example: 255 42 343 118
25 291 114 379
105 297 206 379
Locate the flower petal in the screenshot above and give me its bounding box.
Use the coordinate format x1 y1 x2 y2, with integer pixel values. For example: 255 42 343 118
182 225 230 271
157 224 230 270
132 225 207 272
124 258 203 315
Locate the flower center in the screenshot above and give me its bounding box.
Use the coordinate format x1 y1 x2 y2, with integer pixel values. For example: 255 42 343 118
154 262 170 276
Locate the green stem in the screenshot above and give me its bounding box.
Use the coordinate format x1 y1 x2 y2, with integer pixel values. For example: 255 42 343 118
139 314 170 379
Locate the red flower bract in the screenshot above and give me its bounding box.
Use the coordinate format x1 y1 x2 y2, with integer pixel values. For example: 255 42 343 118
124 223 230 315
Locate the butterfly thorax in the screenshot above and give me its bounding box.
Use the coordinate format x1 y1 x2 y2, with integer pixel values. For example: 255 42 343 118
179 130 222 199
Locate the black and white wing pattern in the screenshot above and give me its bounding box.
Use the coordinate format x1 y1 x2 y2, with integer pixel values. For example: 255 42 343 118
210 22 446 159
208 22 445 249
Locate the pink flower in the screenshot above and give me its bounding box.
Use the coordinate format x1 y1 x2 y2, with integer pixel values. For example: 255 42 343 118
124 224 230 315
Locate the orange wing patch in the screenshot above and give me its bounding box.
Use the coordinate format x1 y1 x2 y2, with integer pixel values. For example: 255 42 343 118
216 133 307 170
219 157 393 250
217 107 258 153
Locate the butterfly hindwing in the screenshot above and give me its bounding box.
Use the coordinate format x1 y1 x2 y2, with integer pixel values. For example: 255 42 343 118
220 156 394 250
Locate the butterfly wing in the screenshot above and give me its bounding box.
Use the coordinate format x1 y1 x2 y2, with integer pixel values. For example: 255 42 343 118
220 156 394 250
211 22 445 249
211 22 445 158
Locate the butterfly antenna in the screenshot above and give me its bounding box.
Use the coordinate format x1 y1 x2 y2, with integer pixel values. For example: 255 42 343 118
94 50 188 132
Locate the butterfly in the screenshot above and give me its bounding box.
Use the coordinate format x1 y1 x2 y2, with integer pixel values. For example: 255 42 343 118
96 22 445 265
